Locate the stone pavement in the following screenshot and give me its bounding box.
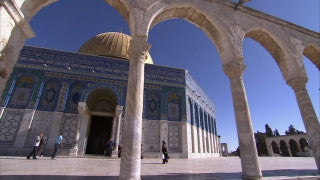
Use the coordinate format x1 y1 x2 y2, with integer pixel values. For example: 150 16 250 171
0 156 319 180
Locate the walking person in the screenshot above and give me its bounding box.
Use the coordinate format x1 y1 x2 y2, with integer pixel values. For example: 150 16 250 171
26 133 43 159
161 141 169 164
37 136 46 158
118 144 122 158
51 133 63 160
141 144 144 159
105 138 114 157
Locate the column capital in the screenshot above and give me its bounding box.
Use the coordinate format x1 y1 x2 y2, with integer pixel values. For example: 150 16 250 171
222 61 246 79
128 35 151 62
78 102 89 115
115 105 124 116
286 76 308 91
0 0 35 38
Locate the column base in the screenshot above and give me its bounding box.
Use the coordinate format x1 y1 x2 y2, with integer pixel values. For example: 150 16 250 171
69 148 78 157
242 175 263 180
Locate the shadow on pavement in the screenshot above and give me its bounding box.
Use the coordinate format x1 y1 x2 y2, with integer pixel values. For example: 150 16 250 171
0 175 116 180
0 170 318 180
262 169 319 178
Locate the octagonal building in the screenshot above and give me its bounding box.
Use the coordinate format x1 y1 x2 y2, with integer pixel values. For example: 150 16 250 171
0 32 219 158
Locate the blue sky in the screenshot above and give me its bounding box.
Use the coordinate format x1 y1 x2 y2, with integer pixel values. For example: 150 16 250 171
26 0 319 152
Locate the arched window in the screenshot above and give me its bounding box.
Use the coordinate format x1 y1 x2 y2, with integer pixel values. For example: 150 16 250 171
280 140 290 156
167 93 180 120
8 76 35 108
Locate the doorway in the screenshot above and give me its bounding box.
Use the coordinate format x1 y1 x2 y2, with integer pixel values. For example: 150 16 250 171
86 116 113 154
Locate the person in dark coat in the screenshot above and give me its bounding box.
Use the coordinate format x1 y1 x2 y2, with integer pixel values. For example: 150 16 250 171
105 138 114 157
118 144 122 158
37 136 46 158
161 141 169 164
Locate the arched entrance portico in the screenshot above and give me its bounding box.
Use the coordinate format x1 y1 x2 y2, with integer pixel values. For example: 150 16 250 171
1 0 319 179
72 87 123 156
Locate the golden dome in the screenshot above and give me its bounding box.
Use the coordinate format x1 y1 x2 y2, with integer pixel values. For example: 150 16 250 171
78 32 153 64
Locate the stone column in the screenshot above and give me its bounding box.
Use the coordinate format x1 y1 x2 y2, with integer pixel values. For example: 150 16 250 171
114 105 123 151
0 0 35 95
189 100 196 153
76 102 90 156
287 77 320 172
47 111 63 153
223 61 262 179
0 107 4 119
201 111 207 153
119 36 150 180
13 109 35 148
265 139 274 156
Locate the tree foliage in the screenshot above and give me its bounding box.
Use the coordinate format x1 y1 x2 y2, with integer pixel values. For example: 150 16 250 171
289 139 300 157
274 129 280 136
280 140 290 156
265 123 274 137
255 132 268 156
285 125 305 135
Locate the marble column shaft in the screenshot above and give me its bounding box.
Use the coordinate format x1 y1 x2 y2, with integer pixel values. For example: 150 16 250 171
114 105 123 150
223 61 262 179
119 36 150 180
287 78 320 172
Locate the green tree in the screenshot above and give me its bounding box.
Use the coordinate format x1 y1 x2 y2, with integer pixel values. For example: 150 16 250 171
255 132 268 156
285 125 297 135
289 139 300 157
265 124 273 137
274 129 280 136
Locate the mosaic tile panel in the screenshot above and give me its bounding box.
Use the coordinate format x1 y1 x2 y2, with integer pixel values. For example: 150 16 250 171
56 82 70 111
0 109 24 142
142 120 160 152
38 79 61 111
65 81 87 114
168 93 180 120
7 76 35 109
59 114 79 148
144 91 160 120
167 121 182 153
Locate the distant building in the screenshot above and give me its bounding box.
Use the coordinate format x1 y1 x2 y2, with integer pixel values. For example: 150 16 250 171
265 134 310 157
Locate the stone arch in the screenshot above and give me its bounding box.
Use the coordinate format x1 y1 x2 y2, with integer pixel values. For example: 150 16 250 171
303 44 320 69
244 28 290 79
289 139 300 157
85 87 117 114
81 85 120 107
0 0 131 92
146 3 233 59
299 138 309 152
18 0 130 23
279 140 290 157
